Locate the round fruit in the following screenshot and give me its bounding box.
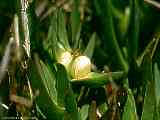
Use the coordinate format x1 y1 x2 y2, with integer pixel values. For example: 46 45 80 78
58 51 73 69
70 55 91 79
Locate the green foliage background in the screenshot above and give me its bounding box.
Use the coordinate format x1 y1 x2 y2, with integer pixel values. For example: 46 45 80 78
0 0 160 120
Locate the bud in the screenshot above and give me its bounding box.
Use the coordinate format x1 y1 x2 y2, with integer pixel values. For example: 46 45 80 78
57 51 73 69
70 55 91 79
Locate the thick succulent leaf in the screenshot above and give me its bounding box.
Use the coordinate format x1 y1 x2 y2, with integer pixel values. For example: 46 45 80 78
141 80 156 120
57 9 70 50
65 92 81 120
80 104 89 120
94 0 128 71
141 57 156 120
84 33 96 59
113 6 130 38
64 87 80 120
71 72 124 88
70 0 81 48
56 64 80 120
127 0 140 63
43 10 58 61
154 63 160 105
44 9 71 62
38 60 58 103
29 55 64 120
141 54 156 120
35 104 47 119
98 102 108 115
55 64 69 107
154 62 160 119
122 89 138 120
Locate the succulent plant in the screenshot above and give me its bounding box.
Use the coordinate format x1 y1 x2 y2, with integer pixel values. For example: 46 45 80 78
0 0 159 120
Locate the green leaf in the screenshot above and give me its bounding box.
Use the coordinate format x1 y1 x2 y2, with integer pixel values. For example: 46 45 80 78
157 100 160 119
55 64 69 107
98 102 108 115
154 63 160 105
56 64 80 120
35 104 47 119
122 89 138 120
80 104 89 120
71 72 125 88
127 0 140 63
113 6 130 38
94 0 128 71
141 56 155 120
44 10 57 61
141 80 156 120
70 0 81 47
64 87 80 120
57 9 70 50
39 60 58 103
44 9 71 61
73 26 81 50
30 55 64 120
84 33 96 59
154 63 160 119
140 53 156 120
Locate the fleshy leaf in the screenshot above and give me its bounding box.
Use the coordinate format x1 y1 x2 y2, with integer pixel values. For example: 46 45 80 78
94 0 128 71
84 33 96 59
141 54 156 120
29 55 64 120
70 0 81 48
154 63 160 104
80 104 89 120
56 64 69 107
57 9 70 50
127 0 140 63
71 72 124 88
141 80 156 120
56 64 80 120
122 89 138 120
43 10 58 61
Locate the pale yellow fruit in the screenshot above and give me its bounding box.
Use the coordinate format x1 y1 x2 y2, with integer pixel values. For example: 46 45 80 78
70 55 91 79
58 51 73 69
